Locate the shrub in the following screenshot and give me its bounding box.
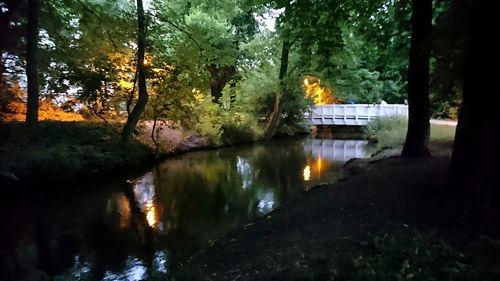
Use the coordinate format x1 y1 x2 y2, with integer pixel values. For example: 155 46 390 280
363 116 408 148
221 122 256 145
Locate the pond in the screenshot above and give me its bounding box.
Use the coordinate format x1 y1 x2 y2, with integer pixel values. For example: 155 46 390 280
0 136 368 280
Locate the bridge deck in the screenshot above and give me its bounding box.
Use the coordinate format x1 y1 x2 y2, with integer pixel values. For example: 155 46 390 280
305 104 408 126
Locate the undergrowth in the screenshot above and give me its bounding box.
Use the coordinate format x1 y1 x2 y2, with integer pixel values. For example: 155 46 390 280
363 116 456 153
0 121 152 184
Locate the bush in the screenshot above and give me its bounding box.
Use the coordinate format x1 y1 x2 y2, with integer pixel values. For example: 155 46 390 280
221 122 256 145
363 116 408 148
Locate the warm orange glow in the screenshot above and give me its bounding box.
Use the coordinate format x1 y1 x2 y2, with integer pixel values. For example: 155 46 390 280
303 76 336 105
117 195 132 228
316 157 323 176
303 165 311 181
106 193 132 228
303 157 334 182
145 201 157 227
1 87 85 121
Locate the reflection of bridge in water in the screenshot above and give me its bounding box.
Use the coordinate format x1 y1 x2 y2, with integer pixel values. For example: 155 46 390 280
303 139 368 162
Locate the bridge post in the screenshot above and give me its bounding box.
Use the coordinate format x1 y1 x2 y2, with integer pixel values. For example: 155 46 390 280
343 105 347 124
355 105 358 125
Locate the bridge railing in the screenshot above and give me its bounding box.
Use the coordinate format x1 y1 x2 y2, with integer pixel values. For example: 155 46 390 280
305 104 408 126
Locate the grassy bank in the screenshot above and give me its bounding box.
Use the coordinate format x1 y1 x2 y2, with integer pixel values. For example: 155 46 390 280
363 116 456 153
0 121 154 186
0 119 278 187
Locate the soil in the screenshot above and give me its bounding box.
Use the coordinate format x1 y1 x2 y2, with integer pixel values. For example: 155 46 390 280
136 120 207 154
174 141 500 281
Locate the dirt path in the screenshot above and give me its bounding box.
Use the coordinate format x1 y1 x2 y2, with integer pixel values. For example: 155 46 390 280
430 119 458 126
175 142 500 280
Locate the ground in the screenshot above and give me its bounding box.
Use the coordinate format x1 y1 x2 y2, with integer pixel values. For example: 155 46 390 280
174 141 500 281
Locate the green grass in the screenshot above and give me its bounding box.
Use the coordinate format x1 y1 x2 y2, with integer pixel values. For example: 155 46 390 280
0 121 153 185
430 124 456 142
363 116 456 151
332 228 481 281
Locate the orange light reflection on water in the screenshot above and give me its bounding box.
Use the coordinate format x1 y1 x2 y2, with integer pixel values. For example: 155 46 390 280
302 157 333 182
303 165 311 181
145 201 157 228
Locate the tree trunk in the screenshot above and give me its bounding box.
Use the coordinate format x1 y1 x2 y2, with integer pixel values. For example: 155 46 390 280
263 39 291 140
208 64 235 103
401 0 432 157
25 0 40 125
450 0 500 210
122 0 149 142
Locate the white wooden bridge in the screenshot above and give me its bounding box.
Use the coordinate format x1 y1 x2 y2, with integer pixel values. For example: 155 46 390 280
305 104 408 126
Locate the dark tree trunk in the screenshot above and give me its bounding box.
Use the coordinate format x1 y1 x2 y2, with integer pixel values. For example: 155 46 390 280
25 0 40 125
122 0 149 142
263 39 291 140
208 64 235 103
450 0 500 210
401 0 432 157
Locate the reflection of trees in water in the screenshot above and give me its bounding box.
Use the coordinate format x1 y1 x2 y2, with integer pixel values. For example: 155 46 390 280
1 183 166 281
62 184 157 280
150 139 308 268
247 140 307 200
0 138 320 280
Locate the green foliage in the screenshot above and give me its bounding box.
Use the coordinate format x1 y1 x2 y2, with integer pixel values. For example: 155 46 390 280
429 0 466 119
0 122 152 183
186 94 263 146
429 124 456 142
363 116 408 149
232 32 311 133
220 110 262 145
192 97 224 145
430 97 460 120
234 64 280 116
1 0 463 142
363 116 457 153
344 230 480 281
221 122 258 145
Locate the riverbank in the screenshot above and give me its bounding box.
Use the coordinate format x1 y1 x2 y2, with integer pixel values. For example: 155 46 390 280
0 114 317 189
0 122 154 188
0 120 297 189
0 121 221 189
174 140 500 281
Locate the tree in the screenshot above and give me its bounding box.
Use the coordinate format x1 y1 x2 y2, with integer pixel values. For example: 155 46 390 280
262 38 290 139
25 0 40 125
122 0 148 142
401 0 432 157
430 0 467 119
41 0 136 118
450 0 499 210
152 0 258 104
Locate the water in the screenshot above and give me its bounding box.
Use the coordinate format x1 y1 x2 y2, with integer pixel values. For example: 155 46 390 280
0 137 367 280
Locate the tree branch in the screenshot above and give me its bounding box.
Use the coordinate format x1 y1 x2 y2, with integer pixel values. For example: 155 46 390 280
158 15 203 57
74 0 119 50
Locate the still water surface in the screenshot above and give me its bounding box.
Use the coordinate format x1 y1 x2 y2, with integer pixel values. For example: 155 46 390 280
0 137 367 280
